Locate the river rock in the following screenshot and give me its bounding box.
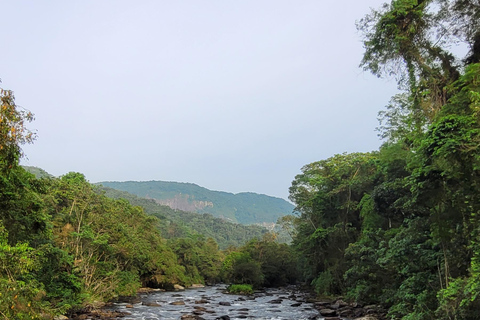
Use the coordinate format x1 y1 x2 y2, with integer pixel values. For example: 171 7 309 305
181 315 205 320
291 302 302 307
319 308 337 316
54 316 68 320
219 301 231 306
196 299 209 304
355 316 379 320
174 284 185 291
190 284 206 288
170 300 186 305
315 301 333 307
364 304 378 310
269 299 283 304
215 316 230 320
336 299 349 307
143 301 161 306
194 306 207 311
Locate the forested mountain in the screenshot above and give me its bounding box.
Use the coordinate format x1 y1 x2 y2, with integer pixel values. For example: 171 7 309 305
98 180 294 225
98 186 269 249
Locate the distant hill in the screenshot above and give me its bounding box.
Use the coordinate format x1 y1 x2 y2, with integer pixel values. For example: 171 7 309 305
98 180 294 225
22 166 54 179
98 186 269 249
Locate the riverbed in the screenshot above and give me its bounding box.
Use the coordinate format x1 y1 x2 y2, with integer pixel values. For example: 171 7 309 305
106 285 321 320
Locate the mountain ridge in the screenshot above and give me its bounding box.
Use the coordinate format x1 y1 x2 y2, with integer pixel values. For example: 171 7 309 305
98 180 294 225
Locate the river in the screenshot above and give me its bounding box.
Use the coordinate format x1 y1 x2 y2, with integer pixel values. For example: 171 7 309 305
106 285 321 320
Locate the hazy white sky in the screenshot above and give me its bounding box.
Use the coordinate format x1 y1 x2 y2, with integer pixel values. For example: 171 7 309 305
2 0 398 200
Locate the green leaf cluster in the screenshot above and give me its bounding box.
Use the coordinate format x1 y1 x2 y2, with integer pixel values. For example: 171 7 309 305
221 233 298 289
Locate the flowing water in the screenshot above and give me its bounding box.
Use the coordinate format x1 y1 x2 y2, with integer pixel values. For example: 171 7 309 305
107 285 321 320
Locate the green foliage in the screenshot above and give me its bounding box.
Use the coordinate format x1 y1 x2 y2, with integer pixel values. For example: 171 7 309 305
221 234 298 289
0 87 36 169
227 284 253 295
168 236 223 285
221 251 263 288
243 234 298 287
45 173 194 302
0 226 43 319
289 1 480 317
289 152 379 294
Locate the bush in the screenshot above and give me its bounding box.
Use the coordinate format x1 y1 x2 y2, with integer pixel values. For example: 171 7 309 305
227 284 253 295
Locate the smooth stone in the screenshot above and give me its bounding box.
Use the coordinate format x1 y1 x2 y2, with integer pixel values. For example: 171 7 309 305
171 300 186 305
194 306 207 311
195 299 209 304
319 308 337 316
268 299 283 304
181 315 205 320
174 284 185 291
219 301 231 306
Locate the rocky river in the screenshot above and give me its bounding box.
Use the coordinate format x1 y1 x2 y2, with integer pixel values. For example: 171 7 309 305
68 285 385 320
102 285 320 320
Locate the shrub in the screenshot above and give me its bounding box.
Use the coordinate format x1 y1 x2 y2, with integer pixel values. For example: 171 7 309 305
227 284 254 295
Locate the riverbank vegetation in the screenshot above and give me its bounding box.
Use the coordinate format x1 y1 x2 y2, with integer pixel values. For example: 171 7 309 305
288 0 480 319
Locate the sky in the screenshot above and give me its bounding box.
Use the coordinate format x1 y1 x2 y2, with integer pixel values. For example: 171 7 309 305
1 0 399 201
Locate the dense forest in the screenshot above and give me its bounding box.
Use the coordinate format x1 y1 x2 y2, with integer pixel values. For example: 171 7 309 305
288 0 480 319
2 0 480 319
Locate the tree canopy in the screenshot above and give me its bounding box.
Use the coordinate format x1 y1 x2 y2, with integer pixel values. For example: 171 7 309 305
289 1 480 319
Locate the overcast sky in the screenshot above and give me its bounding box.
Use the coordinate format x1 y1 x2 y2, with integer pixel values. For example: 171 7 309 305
2 0 398 201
